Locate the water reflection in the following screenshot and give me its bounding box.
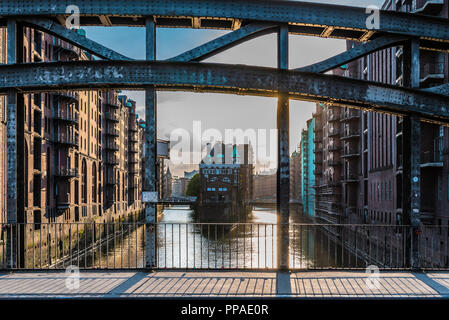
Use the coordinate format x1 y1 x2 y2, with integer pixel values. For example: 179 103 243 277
84 205 361 269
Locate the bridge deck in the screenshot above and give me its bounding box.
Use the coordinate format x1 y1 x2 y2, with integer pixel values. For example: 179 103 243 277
1 270 449 299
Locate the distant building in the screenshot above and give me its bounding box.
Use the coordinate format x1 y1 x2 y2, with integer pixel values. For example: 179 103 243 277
199 142 253 220
253 169 276 200
300 119 315 217
172 170 198 196
290 150 301 202
162 167 172 199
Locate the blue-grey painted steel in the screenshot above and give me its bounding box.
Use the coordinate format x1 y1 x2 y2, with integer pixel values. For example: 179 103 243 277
168 22 277 62
6 20 17 269
0 60 448 124
21 18 133 60
145 17 157 269
403 39 421 269
425 83 449 96
298 35 408 73
1 0 449 45
277 24 290 271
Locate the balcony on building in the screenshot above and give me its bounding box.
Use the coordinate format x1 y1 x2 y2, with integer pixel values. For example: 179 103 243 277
342 172 359 183
105 141 119 152
328 128 340 137
54 167 79 179
129 164 139 175
328 144 341 152
328 111 340 122
341 128 360 140
129 132 138 143
105 101 120 109
53 109 79 126
341 146 360 158
413 0 444 15
421 137 444 168
420 62 445 87
129 155 139 165
106 126 119 137
340 109 360 122
52 91 79 103
313 135 322 144
53 133 79 148
104 155 119 166
105 111 120 123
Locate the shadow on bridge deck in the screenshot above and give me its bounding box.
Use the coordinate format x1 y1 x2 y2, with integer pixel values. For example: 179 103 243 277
0 270 448 299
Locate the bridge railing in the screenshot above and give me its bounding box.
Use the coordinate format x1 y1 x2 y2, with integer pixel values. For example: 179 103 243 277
0 223 448 270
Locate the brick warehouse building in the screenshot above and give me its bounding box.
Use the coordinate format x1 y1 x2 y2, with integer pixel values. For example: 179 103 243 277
0 27 147 226
305 0 449 266
199 142 254 221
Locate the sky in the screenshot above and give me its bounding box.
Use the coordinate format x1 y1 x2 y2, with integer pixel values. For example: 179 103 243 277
84 0 385 176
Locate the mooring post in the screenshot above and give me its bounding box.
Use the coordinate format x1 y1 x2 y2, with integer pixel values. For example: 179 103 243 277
403 38 421 269
277 24 290 271
144 17 157 269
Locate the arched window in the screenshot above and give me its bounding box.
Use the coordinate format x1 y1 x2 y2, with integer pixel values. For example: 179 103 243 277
92 163 97 203
82 158 87 203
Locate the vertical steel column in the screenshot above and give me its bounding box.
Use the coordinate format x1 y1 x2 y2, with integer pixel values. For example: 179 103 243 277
403 39 421 269
144 17 157 268
6 20 17 269
277 24 290 271
6 20 25 269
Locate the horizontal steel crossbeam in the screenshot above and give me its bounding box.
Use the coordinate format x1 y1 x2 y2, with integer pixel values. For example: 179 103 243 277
0 61 448 124
1 0 449 50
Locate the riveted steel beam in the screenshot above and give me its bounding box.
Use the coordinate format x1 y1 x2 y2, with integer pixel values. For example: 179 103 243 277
167 22 277 62
0 61 449 124
144 17 157 269
6 20 25 269
2 0 449 50
298 35 408 73
424 83 449 96
21 18 132 60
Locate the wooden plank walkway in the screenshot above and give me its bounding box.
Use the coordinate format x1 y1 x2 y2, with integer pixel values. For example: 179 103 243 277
0 270 447 298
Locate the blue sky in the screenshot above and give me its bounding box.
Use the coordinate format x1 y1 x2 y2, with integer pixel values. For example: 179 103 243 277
84 0 385 175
